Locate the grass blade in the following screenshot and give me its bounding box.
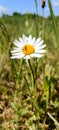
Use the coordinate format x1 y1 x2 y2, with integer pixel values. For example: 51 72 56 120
48 0 59 47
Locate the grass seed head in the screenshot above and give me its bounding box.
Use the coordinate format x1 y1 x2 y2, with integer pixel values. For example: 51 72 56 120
41 0 45 8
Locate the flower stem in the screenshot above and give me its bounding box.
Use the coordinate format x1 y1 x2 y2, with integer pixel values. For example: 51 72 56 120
28 59 34 87
28 59 36 98
42 8 45 39
34 0 39 37
18 58 23 79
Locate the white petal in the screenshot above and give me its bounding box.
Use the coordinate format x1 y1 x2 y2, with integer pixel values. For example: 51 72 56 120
13 40 22 47
34 40 44 48
22 34 28 43
35 49 46 53
19 37 23 42
34 38 41 45
11 52 24 56
11 48 21 53
24 55 30 59
19 34 28 45
28 36 36 45
22 34 26 39
35 44 46 50
30 37 36 45
28 35 32 41
30 53 43 58
11 54 24 59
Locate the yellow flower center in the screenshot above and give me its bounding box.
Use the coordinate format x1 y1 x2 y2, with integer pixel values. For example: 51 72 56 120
22 44 35 55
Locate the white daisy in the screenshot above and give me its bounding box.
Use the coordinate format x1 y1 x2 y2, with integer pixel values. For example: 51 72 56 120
11 34 46 60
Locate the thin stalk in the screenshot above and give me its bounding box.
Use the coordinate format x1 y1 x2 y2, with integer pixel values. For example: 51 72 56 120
11 59 23 90
42 8 45 39
25 60 40 116
34 0 39 37
0 21 10 43
35 0 38 16
24 76 31 96
11 60 18 79
18 58 23 79
28 59 34 88
16 59 23 89
28 59 37 98
34 0 39 81
47 112 59 129
48 0 59 48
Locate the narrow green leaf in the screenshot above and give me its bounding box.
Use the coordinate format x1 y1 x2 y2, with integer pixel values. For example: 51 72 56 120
43 76 49 108
48 0 59 47
31 98 40 115
24 76 31 96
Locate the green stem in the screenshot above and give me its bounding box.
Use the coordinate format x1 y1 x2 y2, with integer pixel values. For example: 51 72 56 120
27 60 40 116
28 59 34 88
18 58 23 79
28 60 36 98
42 8 44 39
14 59 23 97
34 0 39 37
35 0 38 15
16 59 23 89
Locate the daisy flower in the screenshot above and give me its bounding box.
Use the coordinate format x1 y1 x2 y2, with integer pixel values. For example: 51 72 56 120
11 34 46 60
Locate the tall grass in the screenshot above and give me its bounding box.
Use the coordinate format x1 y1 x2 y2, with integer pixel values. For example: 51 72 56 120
48 0 59 48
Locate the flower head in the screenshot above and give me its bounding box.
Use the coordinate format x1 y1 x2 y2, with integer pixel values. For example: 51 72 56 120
41 0 45 8
11 34 46 60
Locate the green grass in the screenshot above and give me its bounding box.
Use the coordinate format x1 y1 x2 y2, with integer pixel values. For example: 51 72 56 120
0 3 59 130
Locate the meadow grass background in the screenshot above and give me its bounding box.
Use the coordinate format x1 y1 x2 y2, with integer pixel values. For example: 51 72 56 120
0 0 59 130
